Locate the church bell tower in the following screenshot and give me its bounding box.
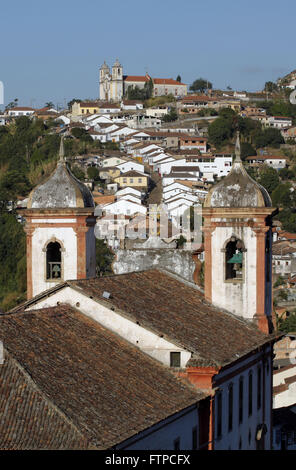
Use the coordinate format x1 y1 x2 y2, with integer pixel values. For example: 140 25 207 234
23 137 96 299
202 132 276 334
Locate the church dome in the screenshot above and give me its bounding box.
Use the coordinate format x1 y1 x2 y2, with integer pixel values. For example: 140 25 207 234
204 133 272 208
100 61 109 71
27 137 95 209
113 58 121 67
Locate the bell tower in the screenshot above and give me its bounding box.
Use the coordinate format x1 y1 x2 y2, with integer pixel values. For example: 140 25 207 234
202 132 276 334
99 61 111 101
23 137 96 299
110 58 123 102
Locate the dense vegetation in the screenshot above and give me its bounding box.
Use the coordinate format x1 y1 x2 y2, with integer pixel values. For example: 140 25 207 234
208 107 285 149
277 312 296 333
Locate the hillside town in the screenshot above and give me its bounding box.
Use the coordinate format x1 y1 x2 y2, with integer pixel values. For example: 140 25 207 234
1 58 296 453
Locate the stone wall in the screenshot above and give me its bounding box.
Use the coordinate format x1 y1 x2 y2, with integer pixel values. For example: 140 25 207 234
113 248 198 285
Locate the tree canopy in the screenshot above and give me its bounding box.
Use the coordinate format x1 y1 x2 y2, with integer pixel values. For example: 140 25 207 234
189 78 212 93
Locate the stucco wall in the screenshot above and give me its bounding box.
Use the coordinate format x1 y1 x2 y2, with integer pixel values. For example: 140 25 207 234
214 347 273 450
117 405 199 450
113 249 197 284
31 225 77 297
211 226 257 320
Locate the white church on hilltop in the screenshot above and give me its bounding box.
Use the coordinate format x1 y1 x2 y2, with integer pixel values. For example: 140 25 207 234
99 59 187 101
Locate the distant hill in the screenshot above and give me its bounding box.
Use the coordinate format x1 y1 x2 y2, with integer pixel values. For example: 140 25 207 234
277 70 296 86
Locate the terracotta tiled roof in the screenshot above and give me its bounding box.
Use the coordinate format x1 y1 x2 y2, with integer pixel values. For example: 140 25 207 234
170 166 200 172
8 106 35 111
124 75 150 82
278 231 296 240
0 305 205 449
273 364 295 375
93 195 116 205
153 78 186 86
68 270 276 368
181 95 214 102
171 149 205 156
0 350 89 450
79 101 99 108
273 383 288 395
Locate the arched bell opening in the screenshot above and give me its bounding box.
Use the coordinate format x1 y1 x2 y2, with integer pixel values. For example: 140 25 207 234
224 236 245 281
46 242 62 280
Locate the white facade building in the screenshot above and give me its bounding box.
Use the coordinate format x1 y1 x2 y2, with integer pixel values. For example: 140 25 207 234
103 199 147 216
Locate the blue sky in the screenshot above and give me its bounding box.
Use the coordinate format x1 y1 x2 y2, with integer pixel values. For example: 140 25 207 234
1 0 296 108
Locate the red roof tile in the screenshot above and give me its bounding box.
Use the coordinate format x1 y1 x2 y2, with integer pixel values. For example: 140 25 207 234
0 305 205 449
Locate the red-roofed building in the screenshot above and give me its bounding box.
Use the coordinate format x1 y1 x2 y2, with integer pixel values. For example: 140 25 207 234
99 60 187 100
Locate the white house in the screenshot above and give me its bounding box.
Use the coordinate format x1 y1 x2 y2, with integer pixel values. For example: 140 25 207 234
145 106 169 118
246 155 287 170
268 116 293 129
273 365 296 409
103 199 147 216
115 187 142 198
6 107 35 117
117 193 141 204
121 100 143 111
116 161 144 174
164 191 198 204
162 173 200 187
101 156 127 167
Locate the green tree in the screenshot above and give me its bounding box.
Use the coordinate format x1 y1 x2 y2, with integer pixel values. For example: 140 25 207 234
5 98 19 110
264 81 278 93
253 127 285 148
271 182 292 208
96 239 114 276
0 212 26 311
279 167 294 180
240 142 256 161
257 166 280 195
87 166 101 182
273 275 285 288
71 127 92 142
176 75 181 83
278 312 296 333
144 78 154 99
277 209 296 232
71 165 85 181
189 78 212 93
208 117 233 147
67 98 81 109
162 108 178 122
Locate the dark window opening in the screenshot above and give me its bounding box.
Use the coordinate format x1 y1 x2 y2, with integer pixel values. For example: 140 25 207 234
46 242 62 280
228 384 233 432
257 366 262 410
239 377 244 424
225 237 243 280
192 426 198 450
170 352 181 368
217 392 222 438
248 373 253 417
174 437 180 451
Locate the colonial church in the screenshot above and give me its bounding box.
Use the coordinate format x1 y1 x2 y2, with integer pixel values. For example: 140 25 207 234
0 135 280 450
99 59 187 101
